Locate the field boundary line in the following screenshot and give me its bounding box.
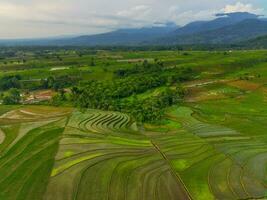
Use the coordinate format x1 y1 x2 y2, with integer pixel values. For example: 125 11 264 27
149 139 193 200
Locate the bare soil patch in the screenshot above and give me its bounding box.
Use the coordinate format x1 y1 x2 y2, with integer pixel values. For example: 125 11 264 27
24 90 56 104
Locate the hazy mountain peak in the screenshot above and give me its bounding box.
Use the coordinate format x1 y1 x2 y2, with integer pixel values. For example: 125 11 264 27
152 21 178 28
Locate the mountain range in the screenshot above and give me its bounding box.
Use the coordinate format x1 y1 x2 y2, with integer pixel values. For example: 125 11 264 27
1 12 267 47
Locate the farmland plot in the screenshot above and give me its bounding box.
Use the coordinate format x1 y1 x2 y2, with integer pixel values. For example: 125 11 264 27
1 105 267 200
164 105 267 200
0 106 71 200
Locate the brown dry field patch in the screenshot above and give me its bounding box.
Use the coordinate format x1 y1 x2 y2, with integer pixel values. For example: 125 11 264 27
227 80 262 91
24 89 56 103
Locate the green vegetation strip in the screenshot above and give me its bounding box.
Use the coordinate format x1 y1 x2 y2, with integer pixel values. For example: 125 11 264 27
51 153 103 177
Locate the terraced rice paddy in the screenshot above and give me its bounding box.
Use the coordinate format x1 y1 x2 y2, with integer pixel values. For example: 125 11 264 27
1 100 267 199
45 109 190 200
165 106 267 199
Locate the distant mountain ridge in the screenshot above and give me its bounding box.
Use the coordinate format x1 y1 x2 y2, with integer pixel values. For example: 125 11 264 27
1 12 267 47
67 12 267 46
173 12 260 36
68 22 178 46
241 34 267 48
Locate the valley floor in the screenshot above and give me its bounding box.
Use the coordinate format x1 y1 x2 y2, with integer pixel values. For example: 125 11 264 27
1 49 267 199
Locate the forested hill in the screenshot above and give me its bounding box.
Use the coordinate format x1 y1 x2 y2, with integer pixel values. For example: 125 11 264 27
241 35 267 48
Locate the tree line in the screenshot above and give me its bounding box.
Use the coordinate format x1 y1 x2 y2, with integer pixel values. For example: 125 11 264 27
71 66 194 122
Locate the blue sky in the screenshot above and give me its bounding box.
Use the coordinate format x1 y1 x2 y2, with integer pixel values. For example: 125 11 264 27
0 0 266 38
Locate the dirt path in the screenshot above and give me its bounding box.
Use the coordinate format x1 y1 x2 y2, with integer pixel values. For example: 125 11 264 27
184 79 234 88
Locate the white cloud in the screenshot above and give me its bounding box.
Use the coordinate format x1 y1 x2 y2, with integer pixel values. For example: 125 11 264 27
169 5 180 14
168 7 217 25
0 1 73 24
222 2 263 14
117 5 152 19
